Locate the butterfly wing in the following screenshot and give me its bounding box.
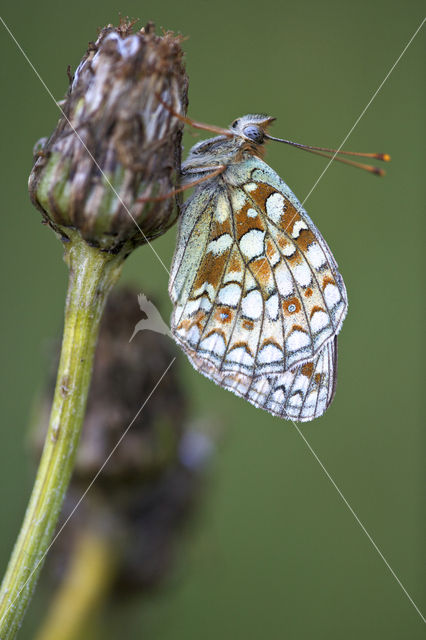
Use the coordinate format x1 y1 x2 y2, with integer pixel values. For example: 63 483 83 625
184 336 338 422
227 156 347 368
169 155 346 420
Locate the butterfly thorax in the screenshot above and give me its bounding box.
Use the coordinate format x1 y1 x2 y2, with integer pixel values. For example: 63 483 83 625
181 114 276 182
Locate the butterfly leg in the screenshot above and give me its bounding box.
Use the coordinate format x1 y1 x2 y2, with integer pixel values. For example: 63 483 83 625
137 165 227 203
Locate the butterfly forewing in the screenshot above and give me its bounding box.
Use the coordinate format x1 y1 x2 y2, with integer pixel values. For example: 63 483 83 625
170 156 347 377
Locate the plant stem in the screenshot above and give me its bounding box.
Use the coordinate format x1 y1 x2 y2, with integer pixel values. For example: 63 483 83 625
34 530 117 640
0 232 124 639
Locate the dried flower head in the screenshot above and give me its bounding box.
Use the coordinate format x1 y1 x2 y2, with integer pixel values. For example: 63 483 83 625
34 287 188 478
29 20 188 252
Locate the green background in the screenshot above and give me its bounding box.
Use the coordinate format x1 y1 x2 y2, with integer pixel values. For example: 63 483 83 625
0 1 424 638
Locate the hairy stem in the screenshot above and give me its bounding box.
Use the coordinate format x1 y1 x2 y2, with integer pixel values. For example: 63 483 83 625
0 232 124 638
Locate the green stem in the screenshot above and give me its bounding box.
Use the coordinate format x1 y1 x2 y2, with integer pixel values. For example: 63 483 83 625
0 232 124 638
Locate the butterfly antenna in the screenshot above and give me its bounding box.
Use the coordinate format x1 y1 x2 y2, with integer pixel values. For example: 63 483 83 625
156 94 232 137
265 135 391 176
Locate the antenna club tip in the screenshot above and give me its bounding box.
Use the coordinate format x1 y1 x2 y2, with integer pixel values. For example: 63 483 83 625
373 167 386 177
381 153 391 162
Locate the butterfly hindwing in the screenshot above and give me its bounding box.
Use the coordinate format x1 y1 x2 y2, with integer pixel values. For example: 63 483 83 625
181 334 338 422
237 336 338 421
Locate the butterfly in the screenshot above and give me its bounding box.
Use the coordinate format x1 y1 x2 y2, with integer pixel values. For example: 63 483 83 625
167 113 389 421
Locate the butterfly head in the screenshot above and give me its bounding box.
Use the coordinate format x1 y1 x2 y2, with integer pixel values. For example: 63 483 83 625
230 114 276 145
183 114 276 174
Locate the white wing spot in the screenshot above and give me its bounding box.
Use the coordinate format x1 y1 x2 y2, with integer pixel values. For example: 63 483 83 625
230 188 247 212
224 267 244 284
266 294 279 320
185 297 212 315
244 182 258 192
241 289 263 320
324 283 341 308
311 310 329 332
199 332 226 356
291 373 310 393
214 194 231 222
268 247 281 266
281 242 297 257
244 270 256 290
193 282 215 300
240 229 265 260
292 219 308 238
288 392 303 411
272 387 286 402
266 192 285 224
287 330 310 352
247 208 258 218
293 262 312 287
227 346 254 367
300 395 318 417
207 234 233 255
186 325 200 346
306 243 327 269
258 343 283 364
252 377 271 393
218 283 241 306
275 263 294 296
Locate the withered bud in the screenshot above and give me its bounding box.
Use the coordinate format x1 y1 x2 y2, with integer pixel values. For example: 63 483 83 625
29 20 188 252
32 287 217 593
34 287 188 480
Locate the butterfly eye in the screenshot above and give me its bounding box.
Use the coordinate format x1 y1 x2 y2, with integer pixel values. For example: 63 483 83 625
242 125 264 143
231 119 240 128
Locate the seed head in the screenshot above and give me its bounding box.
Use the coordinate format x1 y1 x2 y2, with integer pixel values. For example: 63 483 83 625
29 20 188 252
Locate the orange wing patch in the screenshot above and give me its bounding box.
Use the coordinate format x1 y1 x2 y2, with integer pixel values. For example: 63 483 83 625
214 306 234 324
177 309 206 332
247 182 276 210
282 297 302 315
301 362 314 377
296 228 316 252
322 275 336 289
193 247 230 291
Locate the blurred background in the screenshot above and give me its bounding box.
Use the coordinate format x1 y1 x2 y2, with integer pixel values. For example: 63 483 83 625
0 1 424 638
